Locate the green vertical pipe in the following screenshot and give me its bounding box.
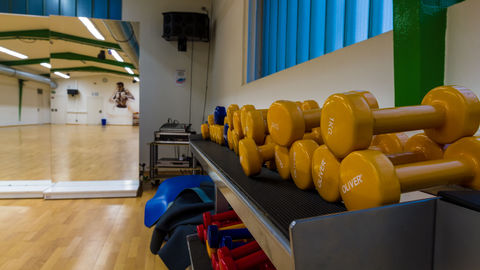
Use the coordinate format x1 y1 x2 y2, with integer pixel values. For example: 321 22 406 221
18 79 24 122
393 0 463 106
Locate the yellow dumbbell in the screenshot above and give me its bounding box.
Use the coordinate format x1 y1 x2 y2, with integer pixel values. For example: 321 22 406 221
239 137 276 176
208 114 215 126
201 123 210 140
321 86 480 158
312 133 443 202
274 145 290 180
300 100 320 111
226 104 240 127
289 139 320 190
303 127 323 145
338 136 480 211
231 130 240 154
268 91 378 147
244 101 320 146
211 125 224 145
227 128 234 150
244 109 269 145
264 135 276 170
233 110 244 138
238 135 291 177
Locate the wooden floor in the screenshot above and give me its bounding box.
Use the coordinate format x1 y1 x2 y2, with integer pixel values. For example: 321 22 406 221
0 125 139 181
0 186 168 270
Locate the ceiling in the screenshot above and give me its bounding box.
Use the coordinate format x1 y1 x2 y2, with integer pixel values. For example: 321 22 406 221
0 13 139 81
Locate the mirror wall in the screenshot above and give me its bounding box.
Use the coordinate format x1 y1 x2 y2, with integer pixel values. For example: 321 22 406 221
0 14 52 181
0 13 140 187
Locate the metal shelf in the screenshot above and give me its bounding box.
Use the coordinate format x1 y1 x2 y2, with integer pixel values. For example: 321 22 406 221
190 137 440 270
187 234 213 270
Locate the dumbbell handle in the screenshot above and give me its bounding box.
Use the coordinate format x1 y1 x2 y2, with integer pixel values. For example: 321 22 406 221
372 105 444 134
303 109 321 131
231 250 270 270
208 210 238 222
387 151 428 165
395 158 473 192
258 143 275 162
229 241 261 259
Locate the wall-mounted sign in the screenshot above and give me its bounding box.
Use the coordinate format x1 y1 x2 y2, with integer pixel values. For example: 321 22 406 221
176 69 186 87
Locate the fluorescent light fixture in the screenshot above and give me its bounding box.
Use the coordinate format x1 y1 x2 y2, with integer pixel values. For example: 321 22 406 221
125 67 134 75
54 71 70 79
0 46 28 59
78 17 105 40
40 63 51 69
110 49 124 62
133 76 140 82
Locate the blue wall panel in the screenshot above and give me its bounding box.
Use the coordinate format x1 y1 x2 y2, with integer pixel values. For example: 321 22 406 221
369 0 392 37
109 0 122 20
309 0 326 59
247 0 254 83
0 0 121 19
12 0 27 14
45 0 60 15
369 0 384 37
28 0 44 15
296 0 310 64
254 0 262 79
286 0 298 68
0 0 8 13
277 0 287 71
325 0 345 54
262 0 270 77
60 0 76 16
94 0 108 19
268 0 278 74
77 0 93 17
345 0 370 46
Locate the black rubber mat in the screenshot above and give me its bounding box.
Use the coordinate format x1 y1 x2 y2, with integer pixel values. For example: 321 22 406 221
191 138 346 239
439 191 480 212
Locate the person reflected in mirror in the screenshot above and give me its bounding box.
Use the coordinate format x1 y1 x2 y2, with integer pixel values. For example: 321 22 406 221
110 82 134 108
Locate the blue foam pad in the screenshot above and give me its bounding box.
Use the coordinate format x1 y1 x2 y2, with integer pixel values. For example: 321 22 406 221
144 175 212 227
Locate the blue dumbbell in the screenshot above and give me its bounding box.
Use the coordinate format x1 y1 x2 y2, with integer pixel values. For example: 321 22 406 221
214 106 226 125
223 124 229 148
207 225 252 248
220 235 247 249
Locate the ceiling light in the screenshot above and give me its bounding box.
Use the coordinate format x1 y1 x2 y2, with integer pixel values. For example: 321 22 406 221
40 63 51 69
125 67 134 75
134 76 140 82
79 17 105 40
54 71 70 79
110 49 124 62
0 46 28 59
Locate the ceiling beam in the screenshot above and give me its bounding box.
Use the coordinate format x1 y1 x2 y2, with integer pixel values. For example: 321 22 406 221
0 53 136 70
51 66 139 77
51 52 135 69
0 29 121 50
0 58 50 66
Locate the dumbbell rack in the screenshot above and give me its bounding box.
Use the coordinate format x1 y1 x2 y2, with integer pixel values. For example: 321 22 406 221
190 135 446 270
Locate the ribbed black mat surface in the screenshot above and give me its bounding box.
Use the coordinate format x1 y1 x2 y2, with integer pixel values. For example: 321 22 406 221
191 138 346 239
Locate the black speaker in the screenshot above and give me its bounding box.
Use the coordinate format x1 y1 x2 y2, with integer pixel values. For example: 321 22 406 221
67 89 79 96
162 12 209 51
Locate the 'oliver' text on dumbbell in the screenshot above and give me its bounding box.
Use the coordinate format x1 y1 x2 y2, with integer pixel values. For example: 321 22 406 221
342 174 363 194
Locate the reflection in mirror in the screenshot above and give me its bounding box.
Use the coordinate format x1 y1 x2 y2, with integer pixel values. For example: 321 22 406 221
0 14 52 182
49 16 140 183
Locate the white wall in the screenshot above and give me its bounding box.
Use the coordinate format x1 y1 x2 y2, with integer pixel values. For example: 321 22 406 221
445 0 480 98
123 0 211 164
205 0 395 121
0 74 50 126
54 75 139 125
